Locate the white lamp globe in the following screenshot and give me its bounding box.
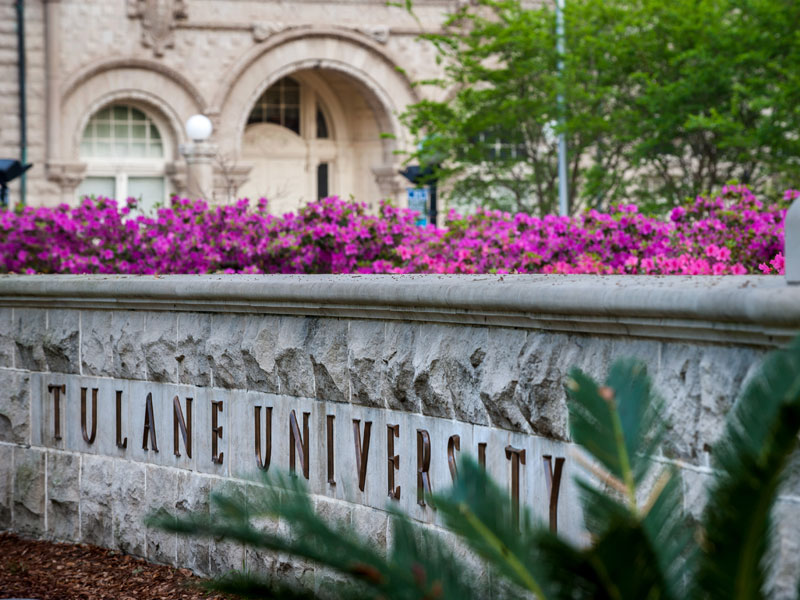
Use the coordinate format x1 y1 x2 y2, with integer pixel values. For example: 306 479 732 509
185 114 213 141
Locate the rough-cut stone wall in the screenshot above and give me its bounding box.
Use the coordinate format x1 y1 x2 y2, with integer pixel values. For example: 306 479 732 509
1 274 800 597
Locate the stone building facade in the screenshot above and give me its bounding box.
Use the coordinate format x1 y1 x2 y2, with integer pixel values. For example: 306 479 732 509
2 0 457 214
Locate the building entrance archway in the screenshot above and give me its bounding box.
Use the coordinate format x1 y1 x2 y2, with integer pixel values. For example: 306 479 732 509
216 32 418 212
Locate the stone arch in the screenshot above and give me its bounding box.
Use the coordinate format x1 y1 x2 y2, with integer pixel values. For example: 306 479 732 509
214 29 419 164
60 61 206 161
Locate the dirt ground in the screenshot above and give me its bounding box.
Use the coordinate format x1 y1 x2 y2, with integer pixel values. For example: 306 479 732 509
0 533 234 600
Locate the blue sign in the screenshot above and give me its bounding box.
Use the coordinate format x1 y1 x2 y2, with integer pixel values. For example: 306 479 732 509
408 187 429 226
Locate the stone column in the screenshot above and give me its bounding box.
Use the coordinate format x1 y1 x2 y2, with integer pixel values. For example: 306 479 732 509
179 142 217 200
786 197 799 284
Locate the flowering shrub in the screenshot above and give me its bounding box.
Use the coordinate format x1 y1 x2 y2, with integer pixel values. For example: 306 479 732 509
0 186 791 275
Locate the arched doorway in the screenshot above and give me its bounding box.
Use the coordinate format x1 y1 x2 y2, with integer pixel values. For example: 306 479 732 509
214 31 419 214
238 75 340 215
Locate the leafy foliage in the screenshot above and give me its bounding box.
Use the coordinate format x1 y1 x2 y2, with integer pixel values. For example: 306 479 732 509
400 0 800 215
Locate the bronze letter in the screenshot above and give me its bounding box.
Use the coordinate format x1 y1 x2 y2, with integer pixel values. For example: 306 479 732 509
447 434 460 482
505 445 526 529
173 396 192 458
289 409 310 479
80 387 98 445
416 429 433 506
478 442 487 469
326 415 335 485
254 406 272 471
543 455 565 532
353 419 372 492
47 384 65 440
211 400 224 464
387 424 400 500
142 392 159 452
115 390 127 449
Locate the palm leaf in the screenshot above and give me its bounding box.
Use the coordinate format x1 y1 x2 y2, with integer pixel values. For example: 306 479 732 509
431 457 551 598
566 360 665 511
693 337 800 600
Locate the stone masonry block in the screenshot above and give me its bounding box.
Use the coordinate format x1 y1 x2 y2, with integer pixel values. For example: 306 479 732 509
0 444 12 528
44 310 80 374
0 370 30 444
80 455 114 547
348 320 386 408
13 447 45 536
46 451 80 540
143 312 178 383
112 460 146 557
0 308 14 368
13 308 47 371
240 317 280 393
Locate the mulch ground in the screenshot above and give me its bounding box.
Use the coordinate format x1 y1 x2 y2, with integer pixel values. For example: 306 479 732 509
0 533 235 600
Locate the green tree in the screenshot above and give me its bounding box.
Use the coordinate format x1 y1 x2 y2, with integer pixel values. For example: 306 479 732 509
151 335 800 599
401 0 800 215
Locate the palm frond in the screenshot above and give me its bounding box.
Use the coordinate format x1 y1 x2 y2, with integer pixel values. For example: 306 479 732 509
693 337 800 600
566 360 664 511
431 457 550 598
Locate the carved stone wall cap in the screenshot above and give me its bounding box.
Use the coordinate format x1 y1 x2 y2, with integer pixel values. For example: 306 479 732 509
1 275 798 347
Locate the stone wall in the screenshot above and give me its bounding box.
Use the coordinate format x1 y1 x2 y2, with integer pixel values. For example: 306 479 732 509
1 274 800 596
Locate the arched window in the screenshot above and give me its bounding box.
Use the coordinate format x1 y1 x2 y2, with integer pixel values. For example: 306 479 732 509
241 76 337 212
76 105 169 211
248 77 301 134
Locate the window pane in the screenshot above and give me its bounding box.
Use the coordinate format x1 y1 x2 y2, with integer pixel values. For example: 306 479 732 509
265 88 281 104
130 107 146 122
81 104 165 158
284 107 300 134
96 108 112 120
266 106 281 124
77 177 116 201
128 177 165 213
317 163 329 200
130 142 147 157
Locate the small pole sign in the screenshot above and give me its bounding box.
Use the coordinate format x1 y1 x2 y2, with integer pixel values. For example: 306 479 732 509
408 187 429 226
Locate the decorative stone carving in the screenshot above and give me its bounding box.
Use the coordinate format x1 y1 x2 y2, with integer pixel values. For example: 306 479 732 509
165 162 187 197
127 0 188 57
251 22 302 43
357 25 390 44
372 165 404 199
46 161 87 191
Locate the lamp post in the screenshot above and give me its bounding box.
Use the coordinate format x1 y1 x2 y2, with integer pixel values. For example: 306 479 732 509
556 0 569 217
787 198 800 284
180 114 216 200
